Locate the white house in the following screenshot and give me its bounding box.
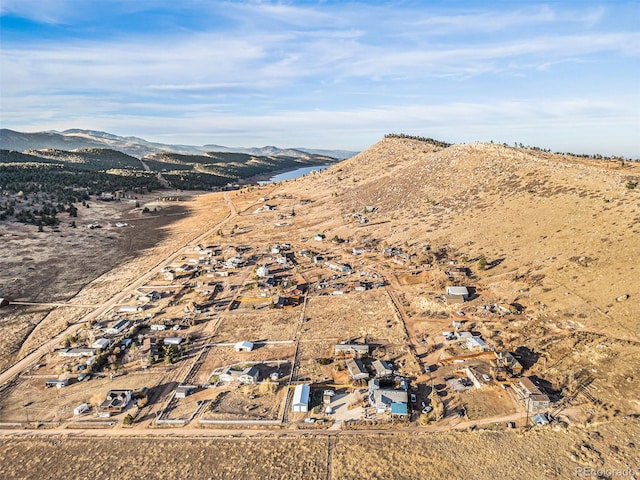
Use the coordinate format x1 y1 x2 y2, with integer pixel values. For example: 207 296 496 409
292 384 310 412
445 286 470 299
106 319 130 335
92 338 110 350
234 340 254 352
59 347 96 358
466 336 487 351
219 365 259 384
163 337 184 346
256 265 269 278
73 403 89 415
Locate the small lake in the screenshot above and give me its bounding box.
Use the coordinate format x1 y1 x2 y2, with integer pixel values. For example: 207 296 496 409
258 164 332 184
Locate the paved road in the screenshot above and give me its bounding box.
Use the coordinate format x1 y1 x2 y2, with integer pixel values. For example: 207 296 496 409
0 192 237 388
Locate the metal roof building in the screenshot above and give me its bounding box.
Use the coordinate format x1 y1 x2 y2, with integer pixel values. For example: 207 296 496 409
292 384 310 412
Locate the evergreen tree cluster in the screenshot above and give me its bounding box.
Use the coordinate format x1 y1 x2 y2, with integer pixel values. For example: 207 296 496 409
384 133 452 148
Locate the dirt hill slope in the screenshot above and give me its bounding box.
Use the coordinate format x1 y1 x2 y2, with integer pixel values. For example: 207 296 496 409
284 137 639 410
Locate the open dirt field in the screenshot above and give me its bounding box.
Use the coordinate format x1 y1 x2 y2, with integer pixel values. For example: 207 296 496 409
1 418 638 479
203 384 287 420
302 290 406 342
212 311 300 343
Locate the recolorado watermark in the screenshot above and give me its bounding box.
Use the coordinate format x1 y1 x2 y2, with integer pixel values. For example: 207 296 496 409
576 467 637 478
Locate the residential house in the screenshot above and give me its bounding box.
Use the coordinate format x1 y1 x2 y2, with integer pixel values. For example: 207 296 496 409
141 337 159 361
495 350 524 376
334 343 369 357
119 306 142 313
368 379 408 414
220 365 259 384
466 336 487 351
372 360 394 377
163 337 184 346
58 347 96 358
106 319 130 335
346 358 369 380
46 378 69 389
92 338 110 350
99 390 132 414
512 377 550 412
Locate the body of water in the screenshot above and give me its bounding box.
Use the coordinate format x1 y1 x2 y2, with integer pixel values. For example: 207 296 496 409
257 164 331 184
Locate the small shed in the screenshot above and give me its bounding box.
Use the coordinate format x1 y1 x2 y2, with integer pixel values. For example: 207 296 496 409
323 390 335 405
234 340 254 352
175 385 196 399
163 337 184 346
292 384 310 412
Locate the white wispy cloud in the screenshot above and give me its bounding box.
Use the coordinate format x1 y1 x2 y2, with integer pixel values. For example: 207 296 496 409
1 1 638 156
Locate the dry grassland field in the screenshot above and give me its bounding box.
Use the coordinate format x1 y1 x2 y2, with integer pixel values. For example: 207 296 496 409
212 311 299 343
1 138 639 479
202 384 287 421
302 290 406 342
1 419 638 480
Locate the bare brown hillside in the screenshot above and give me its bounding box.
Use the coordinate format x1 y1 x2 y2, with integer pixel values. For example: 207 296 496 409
281 137 639 410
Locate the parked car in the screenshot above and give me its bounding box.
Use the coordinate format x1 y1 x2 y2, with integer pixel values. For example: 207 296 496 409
482 374 491 382
410 393 417 403
424 365 431 373
422 406 433 414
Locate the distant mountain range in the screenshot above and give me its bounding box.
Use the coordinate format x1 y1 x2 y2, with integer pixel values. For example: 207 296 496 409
0 128 357 160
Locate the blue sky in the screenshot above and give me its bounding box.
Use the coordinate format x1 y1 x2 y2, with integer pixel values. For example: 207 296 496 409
1 1 638 156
